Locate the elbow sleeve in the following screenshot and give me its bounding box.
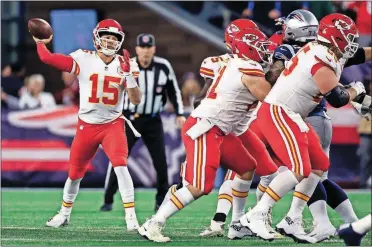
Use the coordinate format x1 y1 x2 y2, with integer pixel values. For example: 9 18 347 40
324 85 350 108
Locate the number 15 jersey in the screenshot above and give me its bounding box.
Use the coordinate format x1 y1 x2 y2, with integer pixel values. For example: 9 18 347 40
69 49 139 124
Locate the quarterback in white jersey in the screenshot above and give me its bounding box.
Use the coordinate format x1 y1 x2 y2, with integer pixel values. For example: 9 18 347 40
239 13 367 241
138 28 275 243
69 49 139 124
34 19 142 232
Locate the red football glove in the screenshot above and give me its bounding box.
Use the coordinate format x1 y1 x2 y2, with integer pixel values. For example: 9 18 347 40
119 49 131 73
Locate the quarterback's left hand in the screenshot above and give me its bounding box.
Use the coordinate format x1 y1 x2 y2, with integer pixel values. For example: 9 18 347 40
119 49 131 73
176 116 186 128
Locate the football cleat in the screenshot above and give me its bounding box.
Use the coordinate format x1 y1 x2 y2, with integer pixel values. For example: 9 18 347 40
265 209 283 239
337 223 366 246
100 203 113 212
125 213 139 232
45 211 70 228
306 220 336 243
200 220 224 237
138 217 171 243
240 208 275 241
227 221 254 239
276 215 316 243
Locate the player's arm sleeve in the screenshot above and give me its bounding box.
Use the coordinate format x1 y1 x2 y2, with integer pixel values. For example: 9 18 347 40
130 58 140 79
240 61 270 101
165 62 184 116
36 43 76 73
194 77 213 108
345 48 366 67
310 47 337 76
199 58 215 79
238 66 265 77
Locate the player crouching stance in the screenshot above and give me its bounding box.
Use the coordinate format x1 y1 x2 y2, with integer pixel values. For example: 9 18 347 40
138 28 275 242
32 19 142 231
239 13 366 241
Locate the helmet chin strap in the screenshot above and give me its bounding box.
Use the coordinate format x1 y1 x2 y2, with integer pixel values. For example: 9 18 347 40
100 48 116 56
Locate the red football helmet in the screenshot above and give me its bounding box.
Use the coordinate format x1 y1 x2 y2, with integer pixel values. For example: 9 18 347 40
224 19 258 50
93 19 125 56
232 28 273 64
317 13 359 58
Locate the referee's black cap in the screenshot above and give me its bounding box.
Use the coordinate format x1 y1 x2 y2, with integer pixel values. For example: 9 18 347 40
137 33 155 47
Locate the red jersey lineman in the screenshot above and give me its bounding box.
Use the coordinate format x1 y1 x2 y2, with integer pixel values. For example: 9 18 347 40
34 19 142 232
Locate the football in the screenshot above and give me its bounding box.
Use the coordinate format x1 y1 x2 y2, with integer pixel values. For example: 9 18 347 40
28 18 53 39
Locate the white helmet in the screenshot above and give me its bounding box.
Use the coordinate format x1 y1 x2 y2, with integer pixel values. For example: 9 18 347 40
283 10 319 43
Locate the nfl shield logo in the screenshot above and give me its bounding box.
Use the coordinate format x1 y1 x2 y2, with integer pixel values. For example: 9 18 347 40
142 35 150 43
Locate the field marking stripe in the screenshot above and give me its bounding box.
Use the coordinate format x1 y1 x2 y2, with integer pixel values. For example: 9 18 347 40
0 238 347 243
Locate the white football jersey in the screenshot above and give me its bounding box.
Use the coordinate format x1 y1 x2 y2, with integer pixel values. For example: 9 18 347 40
199 53 233 79
192 55 263 134
199 53 260 136
265 42 344 118
69 49 139 124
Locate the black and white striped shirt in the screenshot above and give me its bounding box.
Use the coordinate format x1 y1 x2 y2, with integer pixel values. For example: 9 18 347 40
123 56 184 116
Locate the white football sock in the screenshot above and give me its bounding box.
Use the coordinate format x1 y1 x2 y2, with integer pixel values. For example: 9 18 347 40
309 200 332 224
216 180 233 216
231 177 252 222
158 184 178 211
256 171 278 203
287 172 320 218
61 177 82 215
351 214 372 235
154 187 194 224
257 170 299 211
114 166 136 216
335 199 359 223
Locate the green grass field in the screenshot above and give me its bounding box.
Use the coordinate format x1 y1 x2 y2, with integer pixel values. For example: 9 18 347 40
1 189 371 246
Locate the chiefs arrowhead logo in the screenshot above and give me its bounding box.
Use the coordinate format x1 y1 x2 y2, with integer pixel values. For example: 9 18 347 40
227 24 240 34
334 19 351 31
242 34 259 44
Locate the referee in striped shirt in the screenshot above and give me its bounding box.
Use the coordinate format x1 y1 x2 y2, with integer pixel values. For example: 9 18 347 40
101 33 186 212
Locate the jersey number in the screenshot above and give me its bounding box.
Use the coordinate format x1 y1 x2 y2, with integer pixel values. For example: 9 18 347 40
207 66 227 99
88 74 122 105
283 45 311 76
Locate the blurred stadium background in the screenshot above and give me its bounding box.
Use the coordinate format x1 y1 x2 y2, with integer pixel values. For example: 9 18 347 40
1 1 371 246
2 0 371 189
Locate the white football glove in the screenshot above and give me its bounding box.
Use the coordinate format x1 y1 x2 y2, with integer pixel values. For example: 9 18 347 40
349 81 366 96
274 17 286 26
360 94 371 108
350 101 372 121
